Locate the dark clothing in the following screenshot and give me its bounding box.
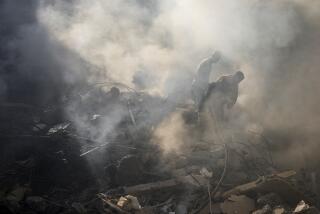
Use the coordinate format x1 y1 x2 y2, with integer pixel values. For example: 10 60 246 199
210 75 239 108
200 74 241 120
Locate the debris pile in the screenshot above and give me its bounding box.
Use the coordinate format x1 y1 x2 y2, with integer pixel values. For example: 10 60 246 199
0 83 319 214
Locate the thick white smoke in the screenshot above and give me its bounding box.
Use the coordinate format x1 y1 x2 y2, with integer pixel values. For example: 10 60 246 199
37 0 309 95
36 0 320 163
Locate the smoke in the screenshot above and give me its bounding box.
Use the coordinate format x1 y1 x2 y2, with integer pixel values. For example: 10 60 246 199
36 0 319 95
0 0 91 106
153 111 189 154
2 0 320 166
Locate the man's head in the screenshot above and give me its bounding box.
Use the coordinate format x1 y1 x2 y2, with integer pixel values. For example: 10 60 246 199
110 86 120 99
233 71 245 83
210 51 221 63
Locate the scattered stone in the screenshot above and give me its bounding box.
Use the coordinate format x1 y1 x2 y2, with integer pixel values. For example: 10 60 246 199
253 204 272 214
294 201 320 214
273 206 286 214
117 195 142 211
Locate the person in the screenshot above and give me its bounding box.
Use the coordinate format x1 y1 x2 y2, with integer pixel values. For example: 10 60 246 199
107 86 120 101
191 51 221 111
200 71 244 121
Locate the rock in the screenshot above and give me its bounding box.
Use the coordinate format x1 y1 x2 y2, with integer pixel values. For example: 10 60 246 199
273 206 286 214
117 195 141 211
294 201 320 214
253 205 272 214
200 167 213 178
294 201 310 213
47 122 70 135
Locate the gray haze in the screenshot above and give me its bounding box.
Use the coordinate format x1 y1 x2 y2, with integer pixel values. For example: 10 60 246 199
1 0 320 166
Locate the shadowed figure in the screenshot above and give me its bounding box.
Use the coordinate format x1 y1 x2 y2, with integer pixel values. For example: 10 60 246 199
200 71 245 121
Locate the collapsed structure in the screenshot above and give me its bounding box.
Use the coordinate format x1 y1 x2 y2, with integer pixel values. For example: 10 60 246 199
0 52 319 214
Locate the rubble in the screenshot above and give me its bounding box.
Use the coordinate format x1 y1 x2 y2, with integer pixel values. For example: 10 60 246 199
252 205 272 214
273 206 286 214
294 201 320 214
117 195 142 211
0 83 319 214
222 170 305 205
